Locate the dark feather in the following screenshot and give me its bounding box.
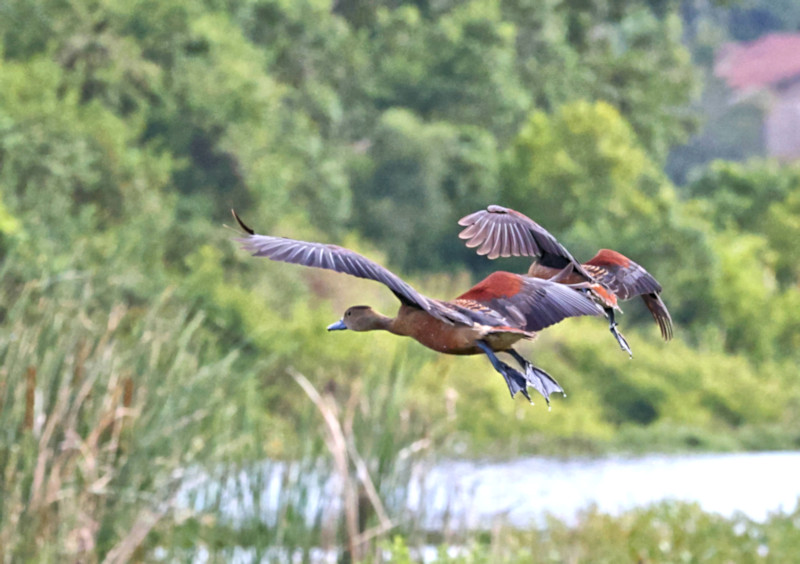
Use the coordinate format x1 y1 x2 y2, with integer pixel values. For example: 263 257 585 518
232 210 470 325
456 275 602 332
583 256 662 301
582 253 673 341
458 205 591 278
642 293 673 341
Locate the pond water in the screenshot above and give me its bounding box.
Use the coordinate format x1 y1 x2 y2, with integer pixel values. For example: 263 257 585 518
410 451 800 528
179 451 800 563
184 451 800 531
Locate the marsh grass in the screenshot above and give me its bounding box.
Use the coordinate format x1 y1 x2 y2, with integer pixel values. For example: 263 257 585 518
0 268 450 562
0 274 242 562
177 347 450 562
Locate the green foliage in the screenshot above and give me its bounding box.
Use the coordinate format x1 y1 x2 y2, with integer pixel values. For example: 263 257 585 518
350 109 500 271
0 273 258 561
370 2 528 135
503 100 660 233
2 0 800 559
0 55 169 232
687 160 800 234
506 0 698 161
381 502 800 563
584 8 699 161
687 159 800 285
0 193 18 236
501 101 721 333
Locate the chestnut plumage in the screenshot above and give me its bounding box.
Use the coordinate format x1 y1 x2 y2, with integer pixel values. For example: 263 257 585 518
458 206 673 354
233 210 602 403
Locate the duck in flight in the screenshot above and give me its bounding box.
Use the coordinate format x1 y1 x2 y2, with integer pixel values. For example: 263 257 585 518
232 210 603 404
458 205 673 357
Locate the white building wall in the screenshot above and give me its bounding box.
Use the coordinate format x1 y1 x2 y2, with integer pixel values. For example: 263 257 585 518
765 81 800 161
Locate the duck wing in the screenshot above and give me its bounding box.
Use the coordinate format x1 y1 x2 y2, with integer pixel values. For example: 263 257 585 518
584 249 673 340
454 272 602 332
233 210 470 325
458 205 590 277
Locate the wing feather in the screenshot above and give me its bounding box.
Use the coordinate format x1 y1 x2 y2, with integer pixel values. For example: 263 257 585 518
510 277 603 332
458 205 591 278
584 251 663 300
584 250 673 340
232 210 470 325
642 293 674 341
455 272 602 332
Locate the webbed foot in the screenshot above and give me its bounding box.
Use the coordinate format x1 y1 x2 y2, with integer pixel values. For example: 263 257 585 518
476 340 532 402
507 349 563 406
498 361 532 402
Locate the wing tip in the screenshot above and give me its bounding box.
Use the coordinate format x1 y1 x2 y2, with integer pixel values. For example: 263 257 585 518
645 293 674 341
231 209 255 235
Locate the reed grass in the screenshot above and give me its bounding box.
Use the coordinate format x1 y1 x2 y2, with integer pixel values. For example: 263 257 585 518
0 265 449 562
178 345 447 563
0 273 241 562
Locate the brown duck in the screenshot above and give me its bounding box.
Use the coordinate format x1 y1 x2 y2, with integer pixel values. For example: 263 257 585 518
233 210 603 404
458 205 673 357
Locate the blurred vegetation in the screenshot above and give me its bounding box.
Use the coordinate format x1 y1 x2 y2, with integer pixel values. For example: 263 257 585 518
383 501 800 563
1 0 799 561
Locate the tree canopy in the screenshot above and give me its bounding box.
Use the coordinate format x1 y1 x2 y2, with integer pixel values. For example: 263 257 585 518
1 0 799 560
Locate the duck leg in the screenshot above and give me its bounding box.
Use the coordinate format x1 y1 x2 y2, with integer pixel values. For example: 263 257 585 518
475 341 531 402
606 308 633 358
506 349 564 406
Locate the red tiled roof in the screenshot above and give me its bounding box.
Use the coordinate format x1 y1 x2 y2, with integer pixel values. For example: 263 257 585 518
716 33 800 91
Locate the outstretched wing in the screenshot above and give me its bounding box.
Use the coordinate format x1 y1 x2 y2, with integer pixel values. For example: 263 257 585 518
584 249 673 340
455 271 603 332
458 205 590 275
232 210 470 325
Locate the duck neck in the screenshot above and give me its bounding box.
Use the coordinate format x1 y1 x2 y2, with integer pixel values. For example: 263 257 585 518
386 305 426 338
363 311 395 332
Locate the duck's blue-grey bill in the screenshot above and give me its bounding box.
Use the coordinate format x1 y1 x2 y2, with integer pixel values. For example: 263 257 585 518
327 320 347 331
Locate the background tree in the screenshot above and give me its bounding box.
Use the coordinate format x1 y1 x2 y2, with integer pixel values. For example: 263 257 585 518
1 0 800 559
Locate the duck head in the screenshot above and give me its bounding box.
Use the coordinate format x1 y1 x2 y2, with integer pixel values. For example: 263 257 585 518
327 305 392 332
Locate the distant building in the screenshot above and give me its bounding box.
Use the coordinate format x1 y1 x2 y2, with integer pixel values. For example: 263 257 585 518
715 33 800 161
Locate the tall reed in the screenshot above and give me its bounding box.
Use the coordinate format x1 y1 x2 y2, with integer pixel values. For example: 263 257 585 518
182 342 447 562
0 273 240 562
0 267 447 562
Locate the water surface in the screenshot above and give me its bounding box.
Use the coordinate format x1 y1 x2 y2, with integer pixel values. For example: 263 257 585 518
412 451 800 528
185 451 800 530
